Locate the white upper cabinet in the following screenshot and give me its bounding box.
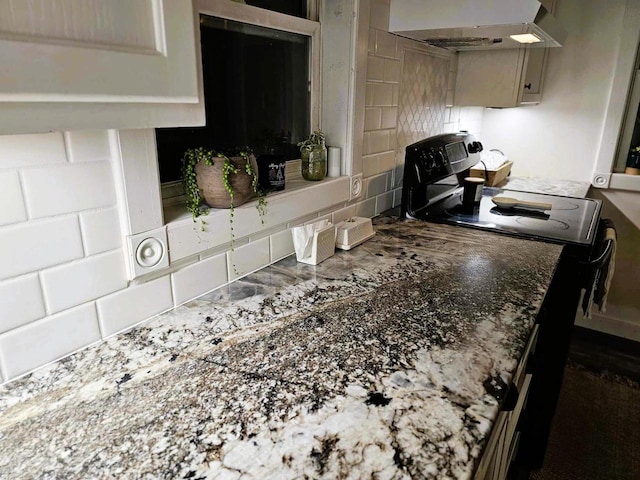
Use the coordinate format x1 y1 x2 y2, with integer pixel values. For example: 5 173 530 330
0 0 204 134
453 47 549 108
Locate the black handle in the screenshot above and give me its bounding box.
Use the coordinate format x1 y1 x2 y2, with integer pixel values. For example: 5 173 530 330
580 238 614 269
526 352 537 375
502 384 520 412
524 83 532 90
579 219 616 269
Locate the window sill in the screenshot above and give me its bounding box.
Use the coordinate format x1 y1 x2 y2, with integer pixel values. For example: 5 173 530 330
604 173 640 192
164 174 351 263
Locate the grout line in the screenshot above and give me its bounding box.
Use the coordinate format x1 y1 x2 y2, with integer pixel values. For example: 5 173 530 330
93 301 106 339
62 132 72 163
16 171 32 220
37 271 52 316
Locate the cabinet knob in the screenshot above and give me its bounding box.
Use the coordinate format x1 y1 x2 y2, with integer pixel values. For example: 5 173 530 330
524 83 532 90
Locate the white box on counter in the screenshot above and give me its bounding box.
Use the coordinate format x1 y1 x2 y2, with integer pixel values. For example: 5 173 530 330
335 217 375 250
291 220 337 265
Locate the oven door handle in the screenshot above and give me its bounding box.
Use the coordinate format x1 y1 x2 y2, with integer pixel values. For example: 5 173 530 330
580 237 614 269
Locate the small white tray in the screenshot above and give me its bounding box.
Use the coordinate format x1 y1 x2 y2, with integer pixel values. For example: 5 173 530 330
292 222 337 265
335 217 375 250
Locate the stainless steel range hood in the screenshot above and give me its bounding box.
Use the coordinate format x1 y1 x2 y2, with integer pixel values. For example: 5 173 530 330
389 0 567 50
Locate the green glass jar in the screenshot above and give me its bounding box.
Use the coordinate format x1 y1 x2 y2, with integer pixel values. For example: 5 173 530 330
301 143 327 181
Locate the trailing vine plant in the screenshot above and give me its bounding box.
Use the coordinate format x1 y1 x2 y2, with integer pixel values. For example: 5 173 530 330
181 147 266 249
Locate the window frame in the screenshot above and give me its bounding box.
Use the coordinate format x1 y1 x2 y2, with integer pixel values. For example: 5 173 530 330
161 0 321 202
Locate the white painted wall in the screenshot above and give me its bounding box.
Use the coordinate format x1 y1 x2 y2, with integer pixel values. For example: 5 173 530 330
479 0 627 182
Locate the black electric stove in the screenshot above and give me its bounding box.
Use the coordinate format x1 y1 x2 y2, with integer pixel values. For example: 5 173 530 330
400 132 602 249
400 132 614 475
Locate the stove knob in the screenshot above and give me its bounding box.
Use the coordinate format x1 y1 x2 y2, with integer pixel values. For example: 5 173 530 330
475 141 484 152
427 152 436 169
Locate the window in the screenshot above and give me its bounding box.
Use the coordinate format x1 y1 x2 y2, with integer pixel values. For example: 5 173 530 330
242 0 308 18
156 2 319 185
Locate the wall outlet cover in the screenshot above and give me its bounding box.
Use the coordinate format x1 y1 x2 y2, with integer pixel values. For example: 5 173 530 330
126 227 169 279
350 174 364 201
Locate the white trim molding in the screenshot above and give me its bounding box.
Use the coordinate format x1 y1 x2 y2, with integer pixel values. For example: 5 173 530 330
592 0 640 191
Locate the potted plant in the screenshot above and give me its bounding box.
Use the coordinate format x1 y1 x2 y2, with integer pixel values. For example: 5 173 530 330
297 130 327 181
181 147 266 238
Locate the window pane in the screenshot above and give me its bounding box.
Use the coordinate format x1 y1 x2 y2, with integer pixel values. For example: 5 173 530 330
244 0 307 18
156 15 311 183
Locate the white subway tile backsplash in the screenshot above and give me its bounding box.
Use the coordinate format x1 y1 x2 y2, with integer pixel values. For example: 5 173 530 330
365 83 375 107
368 28 376 53
367 56 385 82
362 154 379 178
379 151 396 173
355 198 376 218
270 229 294 262
362 132 371 156
0 216 84 281
79 208 122 256
41 250 127 314
0 171 27 226
0 303 101 380
22 162 116 218
372 83 394 106
375 192 394 215
392 187 403 208
381 107 398 129
171 252 227 306
0 133 67 169
446 90 455 107
65 131 111 163
366 173 389 198
97 276 173 338
364 108 382 131
331 205 357 224
0 274 45 334
227 237 270 281
383 59 401 83
375 31 396 59
368 130 390 154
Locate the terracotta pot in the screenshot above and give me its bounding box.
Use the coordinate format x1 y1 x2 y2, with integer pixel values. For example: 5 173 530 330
195 154 258 208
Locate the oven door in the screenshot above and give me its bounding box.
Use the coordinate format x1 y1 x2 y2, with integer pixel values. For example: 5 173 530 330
513 219 616 472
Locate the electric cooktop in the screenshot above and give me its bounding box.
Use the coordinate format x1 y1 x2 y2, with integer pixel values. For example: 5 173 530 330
416 187 601 247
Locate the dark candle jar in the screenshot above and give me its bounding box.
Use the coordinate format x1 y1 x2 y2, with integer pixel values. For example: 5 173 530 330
257 154 286 191
625 148 640 175
462 177 485 208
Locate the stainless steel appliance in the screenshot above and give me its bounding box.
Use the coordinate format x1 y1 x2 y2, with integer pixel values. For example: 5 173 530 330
400 132 615 475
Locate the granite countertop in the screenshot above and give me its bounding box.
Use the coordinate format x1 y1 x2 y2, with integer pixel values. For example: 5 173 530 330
502 176 591 198
0 218 562 479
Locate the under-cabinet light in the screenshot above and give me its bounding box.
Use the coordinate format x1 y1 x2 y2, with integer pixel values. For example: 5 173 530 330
510 33 542 44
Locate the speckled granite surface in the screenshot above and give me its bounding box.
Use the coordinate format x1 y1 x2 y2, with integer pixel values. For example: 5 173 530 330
503 176 590 198
0 219 562 479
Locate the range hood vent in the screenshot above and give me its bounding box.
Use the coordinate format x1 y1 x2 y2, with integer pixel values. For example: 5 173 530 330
389 0 567 51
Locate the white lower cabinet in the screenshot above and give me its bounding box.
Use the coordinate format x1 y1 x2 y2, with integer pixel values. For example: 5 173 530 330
474 325 538 480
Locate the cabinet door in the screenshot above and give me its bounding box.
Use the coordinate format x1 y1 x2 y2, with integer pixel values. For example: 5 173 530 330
522 47 549 103
454 49 528 108
0 0 202 133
